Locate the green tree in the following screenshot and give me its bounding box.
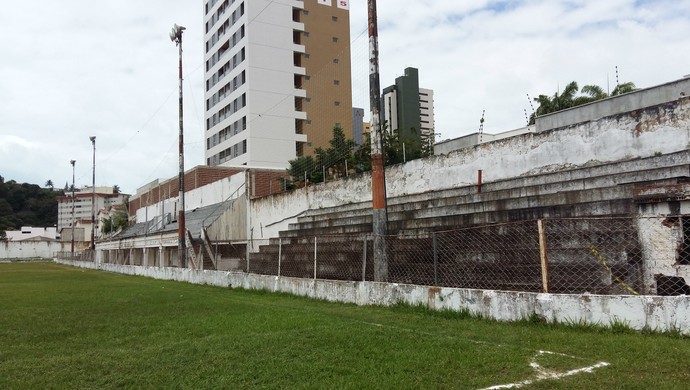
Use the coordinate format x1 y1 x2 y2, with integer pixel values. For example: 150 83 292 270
0 178 63 230
287 125 356 185
611 82 637 96
353 133 372 173
45 180 54 189
288 155 317 183
324 125 356 177
101 208 128 234
530 80 637 124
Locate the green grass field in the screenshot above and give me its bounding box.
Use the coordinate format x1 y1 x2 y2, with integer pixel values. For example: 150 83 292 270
0 263 688 389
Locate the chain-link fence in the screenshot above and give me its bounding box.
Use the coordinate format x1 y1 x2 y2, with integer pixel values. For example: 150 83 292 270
55 250 95 262
237 217 690 296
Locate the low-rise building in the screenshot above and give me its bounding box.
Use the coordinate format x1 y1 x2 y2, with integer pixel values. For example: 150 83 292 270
5 227 60 241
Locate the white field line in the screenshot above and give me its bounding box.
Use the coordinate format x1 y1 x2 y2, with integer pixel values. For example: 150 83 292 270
480 350 610 389
359 321 611 389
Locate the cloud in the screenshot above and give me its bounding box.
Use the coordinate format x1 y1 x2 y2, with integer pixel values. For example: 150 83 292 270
0 0 205 194
2 0 689 194
350 0 690 139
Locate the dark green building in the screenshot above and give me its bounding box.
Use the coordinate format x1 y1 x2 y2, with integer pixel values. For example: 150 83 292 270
382 67 425 150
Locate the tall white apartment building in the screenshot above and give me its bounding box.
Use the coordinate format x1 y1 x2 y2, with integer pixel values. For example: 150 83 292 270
203 0 353 168
56 187 129 232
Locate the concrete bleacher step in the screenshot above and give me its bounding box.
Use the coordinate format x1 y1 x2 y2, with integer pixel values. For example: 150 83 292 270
283 153 689 237
293 157 689 227
248 154 688 292
284 184 636 237
291 178 642 230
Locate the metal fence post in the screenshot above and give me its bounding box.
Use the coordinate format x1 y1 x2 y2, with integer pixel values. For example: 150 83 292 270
537 219 550 293
246 239 250 273
433 232 438 285
278 238 282 277
362 235 368 281
314 236 318 280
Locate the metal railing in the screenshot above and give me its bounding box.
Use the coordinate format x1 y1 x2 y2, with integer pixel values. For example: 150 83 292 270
55 250 95 262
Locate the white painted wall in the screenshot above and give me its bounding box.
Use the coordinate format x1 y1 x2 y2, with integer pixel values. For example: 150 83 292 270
2 241 64 259
56 259 690 335
637 202 690 292
136 172 245 223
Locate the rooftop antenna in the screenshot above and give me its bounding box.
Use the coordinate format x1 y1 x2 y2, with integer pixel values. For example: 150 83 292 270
478 110 485 143
615 65 620 90
526 93 536 120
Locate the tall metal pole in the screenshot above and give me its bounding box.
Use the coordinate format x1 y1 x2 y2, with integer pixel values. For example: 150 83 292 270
170 24 187 268
89 136 96 251
70 160 76 258
368 0 388 281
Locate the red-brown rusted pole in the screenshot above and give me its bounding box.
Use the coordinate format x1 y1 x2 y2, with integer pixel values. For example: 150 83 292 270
368 0 388 281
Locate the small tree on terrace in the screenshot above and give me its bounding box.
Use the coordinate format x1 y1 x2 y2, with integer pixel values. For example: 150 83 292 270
287 124 356 184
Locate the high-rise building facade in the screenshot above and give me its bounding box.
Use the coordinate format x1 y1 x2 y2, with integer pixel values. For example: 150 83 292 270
382 67 435 142
56 187 129 232
203 0 353 168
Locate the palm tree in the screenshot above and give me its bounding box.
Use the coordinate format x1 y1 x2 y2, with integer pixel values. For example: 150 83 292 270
45 179 54 189
611 82 637 96
580 84 608 100
531 80 638 124
532 81 580 119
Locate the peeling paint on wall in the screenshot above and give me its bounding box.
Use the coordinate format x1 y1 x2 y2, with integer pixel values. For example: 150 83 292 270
56 259 690 334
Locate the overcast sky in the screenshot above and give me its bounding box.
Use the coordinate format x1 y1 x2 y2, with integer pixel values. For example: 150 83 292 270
1 0 689 195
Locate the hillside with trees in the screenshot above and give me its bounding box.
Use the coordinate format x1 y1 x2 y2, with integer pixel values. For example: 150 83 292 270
0 176 63 235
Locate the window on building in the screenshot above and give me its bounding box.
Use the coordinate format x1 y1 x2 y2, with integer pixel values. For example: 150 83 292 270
332 36 338 43
334 80 340 85
332 16 338 21
334 101 340 106
333 58 339 64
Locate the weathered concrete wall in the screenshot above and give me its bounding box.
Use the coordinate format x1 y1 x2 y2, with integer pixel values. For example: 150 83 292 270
252 96 690 239
637 202 690 293
136 171 245 223
97 232 178 251
56 259 690 334
434 125 535 155
2 241 64 259
537 78 690 132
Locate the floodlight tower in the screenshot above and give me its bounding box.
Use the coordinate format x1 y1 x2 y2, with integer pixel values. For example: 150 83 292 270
170 23 187 268
89 136 96 251
70 159 76 257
